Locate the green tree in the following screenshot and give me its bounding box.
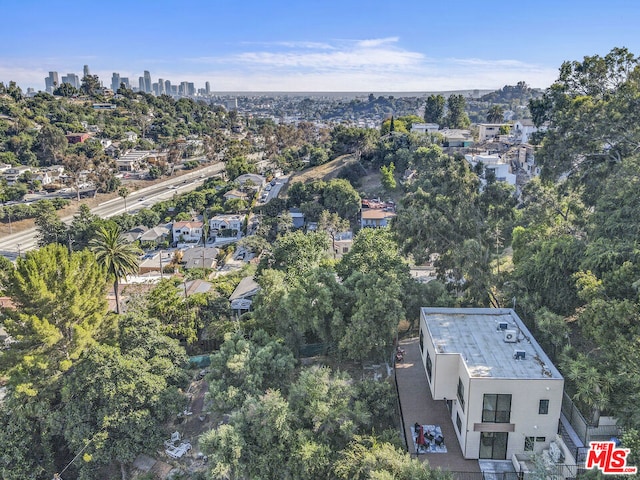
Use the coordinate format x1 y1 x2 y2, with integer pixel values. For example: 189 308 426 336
322 178 361 222
424 94 445 124
206 331 296 413
3 244 107 372
486 105 505 123
35 124 68 165
380 162 396 190
58 315 187 479
89 223 142 314
34 201 68 247
117 186 129 212
445 94 470 129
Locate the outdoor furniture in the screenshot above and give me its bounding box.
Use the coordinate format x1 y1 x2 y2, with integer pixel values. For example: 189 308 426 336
166 442 192 459
164 431 181 448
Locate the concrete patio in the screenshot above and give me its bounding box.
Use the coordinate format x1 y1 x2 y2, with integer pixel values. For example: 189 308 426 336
396 337 481 474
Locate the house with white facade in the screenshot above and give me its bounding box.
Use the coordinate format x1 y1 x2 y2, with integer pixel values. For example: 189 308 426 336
411 123 440 134
172 221 203 245
465 154 516 187
210 214 243 237
229 276 261 318
478 124 507 142
360 209 396 228
3 166 31 185
512 119 538 144
419 308 563 461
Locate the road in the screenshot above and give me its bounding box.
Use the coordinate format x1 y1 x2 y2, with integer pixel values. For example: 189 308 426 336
0 162 225 261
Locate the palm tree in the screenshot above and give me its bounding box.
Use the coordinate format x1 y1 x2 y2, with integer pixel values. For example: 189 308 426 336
486 105 505 123
90 224 141 314
118 186 130 212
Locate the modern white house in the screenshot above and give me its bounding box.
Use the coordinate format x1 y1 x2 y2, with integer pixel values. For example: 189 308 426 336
512 120 538 144
411 123 440 134
465 154 517 187
418 308 564 461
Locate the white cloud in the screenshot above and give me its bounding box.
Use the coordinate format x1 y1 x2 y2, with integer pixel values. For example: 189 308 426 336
2 37 559 91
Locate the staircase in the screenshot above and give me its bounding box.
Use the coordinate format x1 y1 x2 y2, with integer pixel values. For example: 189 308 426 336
559 413 587 464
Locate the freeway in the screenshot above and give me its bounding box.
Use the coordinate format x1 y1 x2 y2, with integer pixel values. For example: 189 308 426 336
0 162 225 261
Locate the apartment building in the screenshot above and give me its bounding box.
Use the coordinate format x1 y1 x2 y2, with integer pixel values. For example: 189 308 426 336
419 307 563 461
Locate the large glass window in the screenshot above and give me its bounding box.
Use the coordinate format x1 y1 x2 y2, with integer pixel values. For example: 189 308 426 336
482 394 512 423
479 432 509 460
524 436 534 452
426 351 432 381
456 412 462 433
419 329 424 353
539 399 549 415
457 378 465 412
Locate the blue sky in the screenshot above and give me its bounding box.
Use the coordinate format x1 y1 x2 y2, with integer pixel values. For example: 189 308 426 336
2 0 639 92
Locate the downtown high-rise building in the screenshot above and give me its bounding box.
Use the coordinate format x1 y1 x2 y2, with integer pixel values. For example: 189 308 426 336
61 73 79 89
205 81 211 95
143 70 151 93
164 80 171 94
45 71 59 93
138 76 145 92
83 65 90 78
120 77 130 89
157 78 165 95
111 72 121 92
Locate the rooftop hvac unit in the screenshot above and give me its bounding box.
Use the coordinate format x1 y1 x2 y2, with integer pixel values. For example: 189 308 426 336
497 322 509 330
503 330 517 343
513 350 526 360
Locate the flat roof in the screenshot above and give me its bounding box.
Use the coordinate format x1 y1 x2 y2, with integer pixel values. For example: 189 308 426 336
422 308 562 380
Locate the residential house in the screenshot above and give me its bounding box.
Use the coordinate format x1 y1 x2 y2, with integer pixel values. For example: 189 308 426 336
138 252 167 275
477 123 507 142
180 247 219 269
65 133 91 144
465 154 516 187
124 131 138 142
289 208 305 229
32 170 53 186
172 221 203 245
418 308 563 460
116 151 150 172
330 231 353 259
122 225 148 243
512 119 538 144
411 123 439 134
440 129 474 147
229 276 261 318
515 144 540 177
223 189 249 202
361 209 396 228
235 173 266 189
3 166 31 185
210 214 243 238
139 225 171 247
181 279 214 297
100 138 112 149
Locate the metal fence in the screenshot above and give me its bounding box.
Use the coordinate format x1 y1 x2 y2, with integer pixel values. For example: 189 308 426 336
561 392 620 445
447 465 587 480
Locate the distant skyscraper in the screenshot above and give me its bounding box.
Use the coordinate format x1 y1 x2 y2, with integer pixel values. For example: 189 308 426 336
83 65 90 78
164 80 171 95
158 78 164 95
152 83 159 95
143 70 151 93
138 76 145 92
120 77 130 89
205 81 210 95
111 72 121 92
61 73 79 89
45 71 59 93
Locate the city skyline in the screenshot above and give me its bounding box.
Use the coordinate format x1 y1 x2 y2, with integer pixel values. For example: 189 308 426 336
2 0 639 92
